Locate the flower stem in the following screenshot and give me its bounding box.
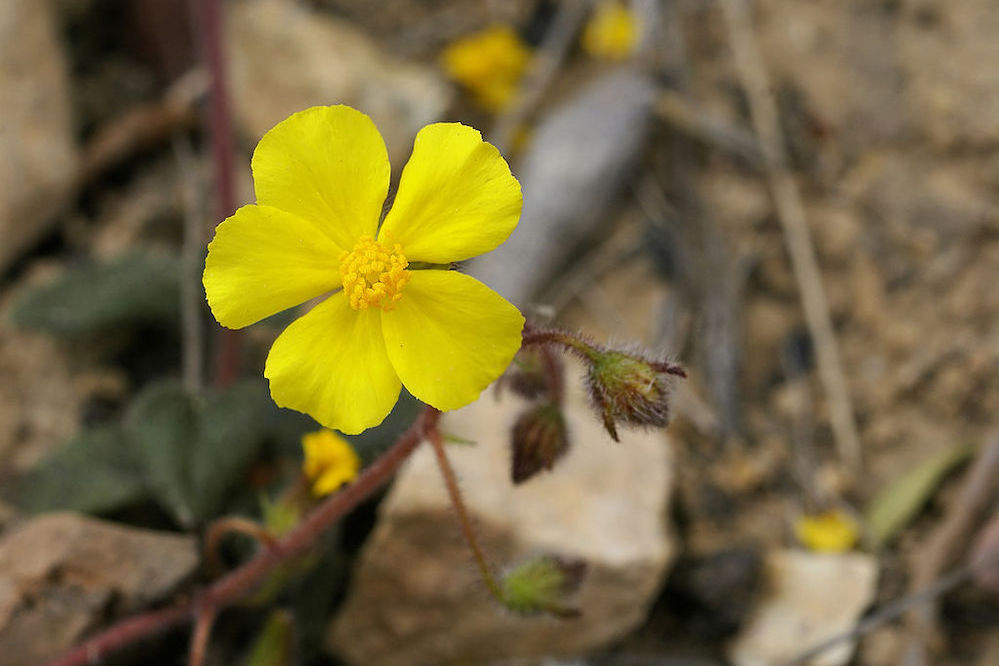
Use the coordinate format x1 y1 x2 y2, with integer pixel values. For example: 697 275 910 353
427 427 504 601
520 321 597 360
45 407 440 666
191 0 242 387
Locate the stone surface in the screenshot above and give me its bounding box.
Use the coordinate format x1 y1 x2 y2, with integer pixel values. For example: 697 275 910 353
728 549 878 666
330 361 675 666
0 513 198 666
0 0 79 272
0 323 83 475
226 0 451 163
471 68 657 306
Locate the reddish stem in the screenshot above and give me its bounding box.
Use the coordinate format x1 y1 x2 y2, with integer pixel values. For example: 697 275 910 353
427 428 503 600
192 0 241 386
45 407 439 666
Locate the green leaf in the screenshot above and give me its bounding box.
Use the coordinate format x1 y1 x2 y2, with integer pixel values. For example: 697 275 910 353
10 426 147 515
125 380 269 526
8 251 180 337
244 610 294 666
865 443 975 547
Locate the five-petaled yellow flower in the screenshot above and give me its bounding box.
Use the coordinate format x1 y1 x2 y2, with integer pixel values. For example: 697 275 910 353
204 105 525 434
301 429 361 497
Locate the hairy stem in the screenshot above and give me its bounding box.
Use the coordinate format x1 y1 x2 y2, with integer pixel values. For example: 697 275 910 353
46 407 440 666
427 427 504 601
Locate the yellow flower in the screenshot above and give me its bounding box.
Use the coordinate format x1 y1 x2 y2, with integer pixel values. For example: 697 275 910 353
794 510 860 553
204 105 525 434
442 25 531 111
582 1 639 61
301 429 361 497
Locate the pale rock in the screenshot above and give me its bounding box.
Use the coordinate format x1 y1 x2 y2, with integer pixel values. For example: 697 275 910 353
728 549 878 666
471 68 656 306
0 513 198 666
0 326 82 474
0 0 79 272
330 361 675 666
226 0 451 163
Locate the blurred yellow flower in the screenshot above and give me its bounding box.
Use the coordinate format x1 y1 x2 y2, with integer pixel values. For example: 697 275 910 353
582 1 639 61
442 25 531 111
794 509 860 553
204 105 525 433
301 429 361 497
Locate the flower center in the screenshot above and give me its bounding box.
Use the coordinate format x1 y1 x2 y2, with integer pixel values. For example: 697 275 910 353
339 235 411 311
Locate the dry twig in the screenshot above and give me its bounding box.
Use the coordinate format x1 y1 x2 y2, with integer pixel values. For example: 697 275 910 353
903 432 999 665
719 0 861 467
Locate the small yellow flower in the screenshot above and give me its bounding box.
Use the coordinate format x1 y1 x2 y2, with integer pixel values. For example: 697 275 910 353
301 429 361 497
442 25 531 111
204 105 525 433
582 1 639 61
794 509 860 553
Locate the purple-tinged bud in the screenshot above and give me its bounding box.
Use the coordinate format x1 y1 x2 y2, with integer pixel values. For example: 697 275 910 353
500 554 587 617
586 349 686 441
511 401 569 484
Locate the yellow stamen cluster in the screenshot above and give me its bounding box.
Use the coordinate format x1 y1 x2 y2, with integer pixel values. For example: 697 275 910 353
339 235 411 311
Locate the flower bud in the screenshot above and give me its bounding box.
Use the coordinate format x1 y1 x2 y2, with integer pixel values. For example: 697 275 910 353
500 555 587 617
586 350 685 441
503 349 552 400
511 401 569 484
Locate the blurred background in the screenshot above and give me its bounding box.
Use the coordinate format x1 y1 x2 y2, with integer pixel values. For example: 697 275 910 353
1 1 998 665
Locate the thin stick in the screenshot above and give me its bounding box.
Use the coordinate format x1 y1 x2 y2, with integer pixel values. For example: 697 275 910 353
904 433 999 665
719 0 861 468
45 407 439 666
427 427 504 601
191 0 242 387
779 565 974 666
173 137 205 392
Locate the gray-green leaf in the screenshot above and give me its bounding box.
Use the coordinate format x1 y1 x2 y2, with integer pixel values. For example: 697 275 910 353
865 443 975 548
8 251 180 337
11 425 146 515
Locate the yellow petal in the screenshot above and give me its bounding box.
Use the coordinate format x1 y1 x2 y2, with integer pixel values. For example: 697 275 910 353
381 270 524 410
378 123 522 264
794 510 860 553
252 105 390 250
301 429 361 497
204 204 344 329
265 295 401 434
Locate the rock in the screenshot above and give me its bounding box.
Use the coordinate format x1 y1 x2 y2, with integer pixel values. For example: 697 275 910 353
330 361 675 666
471 68 657 306
0 325 83 475
728 549 878 666
0 513 198 666
0 0 79 272
226 0 451 163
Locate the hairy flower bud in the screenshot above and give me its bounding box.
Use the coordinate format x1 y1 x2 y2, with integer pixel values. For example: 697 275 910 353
511 401 569 484
503 349 552 400
586 350 685 441
500 555 587 617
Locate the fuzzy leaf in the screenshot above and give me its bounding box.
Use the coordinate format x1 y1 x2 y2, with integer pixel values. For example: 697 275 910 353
125 380 268 526
10 426 146 515
865 443 975 547
8 251 180 337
